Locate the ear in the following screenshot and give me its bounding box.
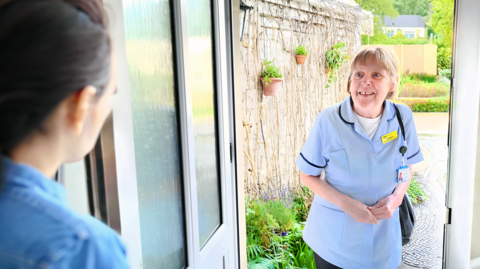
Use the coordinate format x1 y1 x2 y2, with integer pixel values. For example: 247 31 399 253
68 86 97 135
390 75 399 92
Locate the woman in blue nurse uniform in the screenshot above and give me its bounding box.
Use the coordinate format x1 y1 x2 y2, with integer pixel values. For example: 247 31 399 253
296 47 424 269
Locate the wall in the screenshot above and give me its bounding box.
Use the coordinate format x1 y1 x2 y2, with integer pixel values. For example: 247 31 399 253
241 0 364 196
361 44 437 75
383 26 426 38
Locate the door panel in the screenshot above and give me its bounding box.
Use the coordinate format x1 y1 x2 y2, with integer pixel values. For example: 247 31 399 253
103 0 238 268
186 0 223 248
123 0 187 268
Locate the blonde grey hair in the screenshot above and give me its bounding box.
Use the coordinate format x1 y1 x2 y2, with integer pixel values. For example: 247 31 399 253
347 47 400 99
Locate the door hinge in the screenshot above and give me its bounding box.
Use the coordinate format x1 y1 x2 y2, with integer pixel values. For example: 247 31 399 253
445 207 452 224
229 143 233 163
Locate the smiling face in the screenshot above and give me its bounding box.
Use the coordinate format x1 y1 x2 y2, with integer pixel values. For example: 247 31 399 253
349 58 398 118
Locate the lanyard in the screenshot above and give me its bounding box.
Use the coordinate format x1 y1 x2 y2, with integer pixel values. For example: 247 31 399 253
393 104 408 165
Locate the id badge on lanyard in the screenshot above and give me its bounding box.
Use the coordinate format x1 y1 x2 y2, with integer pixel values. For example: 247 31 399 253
393 103 410 183
397 141 410 183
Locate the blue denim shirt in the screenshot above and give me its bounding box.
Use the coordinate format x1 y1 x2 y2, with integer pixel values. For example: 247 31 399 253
0 158 129 269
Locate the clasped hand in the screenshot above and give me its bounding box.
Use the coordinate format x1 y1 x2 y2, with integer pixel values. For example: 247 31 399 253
343 196 397 225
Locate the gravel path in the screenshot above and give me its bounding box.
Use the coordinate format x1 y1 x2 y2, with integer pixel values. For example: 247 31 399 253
400 135 448 269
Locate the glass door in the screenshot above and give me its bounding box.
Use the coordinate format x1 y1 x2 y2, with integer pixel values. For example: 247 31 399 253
103 0 238 268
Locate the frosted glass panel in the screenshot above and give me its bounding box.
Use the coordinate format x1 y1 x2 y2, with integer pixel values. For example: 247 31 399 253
123 1 186 268
187 0 222 247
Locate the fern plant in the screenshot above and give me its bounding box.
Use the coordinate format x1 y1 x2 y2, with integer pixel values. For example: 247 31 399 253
295 45 309 56
261 58 283 86
247 199 279 247
265 201 295 232
325 42 350 88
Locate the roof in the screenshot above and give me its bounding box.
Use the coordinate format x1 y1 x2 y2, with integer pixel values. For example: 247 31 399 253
382 15 426 27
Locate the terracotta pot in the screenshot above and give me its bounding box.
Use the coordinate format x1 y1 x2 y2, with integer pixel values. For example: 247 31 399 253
260 78 283 96
296 55 307 64
325 68 333 75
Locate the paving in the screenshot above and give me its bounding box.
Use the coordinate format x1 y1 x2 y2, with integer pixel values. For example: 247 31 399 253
397 133 449 269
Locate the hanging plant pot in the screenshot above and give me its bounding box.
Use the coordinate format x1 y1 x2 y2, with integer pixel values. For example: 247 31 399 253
325 67 333 75
296 55 307 64
260 78 283 96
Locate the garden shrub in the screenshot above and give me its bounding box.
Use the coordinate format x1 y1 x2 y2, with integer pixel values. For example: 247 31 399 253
246 198 279 247
265 200 296 232
437 46 452 70
391 33 406 39
246 181 429 268
412 96 450 112
398 73 449 98
246 187 316 269
398 82 449 98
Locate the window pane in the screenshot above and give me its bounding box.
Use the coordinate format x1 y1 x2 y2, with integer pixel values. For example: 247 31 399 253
186 0 222 247
123 0 186 268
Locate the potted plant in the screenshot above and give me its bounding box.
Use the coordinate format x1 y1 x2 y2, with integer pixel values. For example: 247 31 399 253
295 45 309 64
325 42 350 88
260 58 283 96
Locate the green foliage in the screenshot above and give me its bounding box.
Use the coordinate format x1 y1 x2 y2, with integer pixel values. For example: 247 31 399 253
398 82 449 98
439 69 451 80
391 33 406 39
361 16 389 45
261 59 283 86
402 73 437 83
412 96 450 112
436 46 452 70
363 37 430 45
246 188 316 269
247 234 265 262
295 45 309 56
246 198 279 247
427 27 435 38
325 42 350 88
361 16 431 45
248 257 278 269
407 176 430 204
265 201 296 232
392 0 430 16
355 0 399 18
429 0 454 47
292 186 313 223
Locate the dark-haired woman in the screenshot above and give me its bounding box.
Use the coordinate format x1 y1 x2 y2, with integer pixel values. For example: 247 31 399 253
0 1 129 268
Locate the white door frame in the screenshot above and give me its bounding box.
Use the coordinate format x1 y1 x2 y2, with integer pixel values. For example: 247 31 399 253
103 0 239 268
444 0 480 267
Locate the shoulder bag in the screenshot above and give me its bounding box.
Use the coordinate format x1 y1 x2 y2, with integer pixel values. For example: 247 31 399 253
393 103 416 246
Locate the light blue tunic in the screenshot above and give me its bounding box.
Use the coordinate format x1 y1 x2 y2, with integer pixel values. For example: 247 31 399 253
296 96 424 269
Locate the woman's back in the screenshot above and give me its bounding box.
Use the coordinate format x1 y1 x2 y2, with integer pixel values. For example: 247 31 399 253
0 1 128 268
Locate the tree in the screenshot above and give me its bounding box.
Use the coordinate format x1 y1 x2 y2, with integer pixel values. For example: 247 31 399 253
355 0 399 19
357 0 399 45
392 0 430 16
429 0 454 47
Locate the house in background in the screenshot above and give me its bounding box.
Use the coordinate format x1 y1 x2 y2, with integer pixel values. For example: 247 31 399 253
382 15 426 38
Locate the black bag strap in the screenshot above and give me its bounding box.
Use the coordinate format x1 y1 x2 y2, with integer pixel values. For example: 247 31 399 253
393 103 406 140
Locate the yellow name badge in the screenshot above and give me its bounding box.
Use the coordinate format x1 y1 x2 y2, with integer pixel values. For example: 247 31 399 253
381 130 399 144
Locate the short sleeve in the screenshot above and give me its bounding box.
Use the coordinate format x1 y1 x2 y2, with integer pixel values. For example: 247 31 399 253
53 231 129 269
296 114 328 176
399 106 424 165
